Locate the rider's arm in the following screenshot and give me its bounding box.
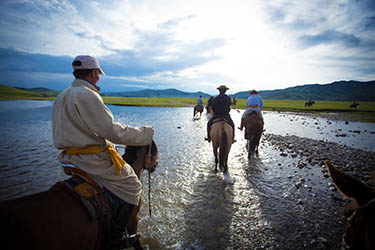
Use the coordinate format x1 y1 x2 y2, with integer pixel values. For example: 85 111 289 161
77 91 153 146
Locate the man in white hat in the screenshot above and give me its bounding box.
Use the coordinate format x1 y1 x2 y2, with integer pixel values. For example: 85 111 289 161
52 55 154 249
205 85 235 143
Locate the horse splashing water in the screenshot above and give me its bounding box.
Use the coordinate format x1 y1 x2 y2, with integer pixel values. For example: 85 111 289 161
0 141 158 250
326 160 375 250
243 112 263 157
209 120 233 184
193 105 203 118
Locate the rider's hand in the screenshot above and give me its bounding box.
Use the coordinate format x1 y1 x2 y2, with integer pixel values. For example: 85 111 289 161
143 126 154 136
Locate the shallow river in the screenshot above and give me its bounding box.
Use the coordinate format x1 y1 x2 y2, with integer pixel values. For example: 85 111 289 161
1 100 374 249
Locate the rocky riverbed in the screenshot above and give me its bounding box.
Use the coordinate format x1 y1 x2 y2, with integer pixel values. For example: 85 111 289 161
263 133 375 188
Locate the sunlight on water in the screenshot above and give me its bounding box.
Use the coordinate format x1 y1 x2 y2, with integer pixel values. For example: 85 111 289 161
1 101 372 249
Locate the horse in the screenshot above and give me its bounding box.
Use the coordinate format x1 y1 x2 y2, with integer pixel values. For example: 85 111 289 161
243 112 263 157
0 142 158 250
231 98 237 108
304 100 315 107
209 121 233 184
193 105 203 117
326 160 375 250
349 102 359 109
205 105 213 115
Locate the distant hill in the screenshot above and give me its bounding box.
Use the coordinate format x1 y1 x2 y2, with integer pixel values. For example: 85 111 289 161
0 84 45 99
16 87 60 97
105 88 211 98
233 80 375 101
2 80 374 101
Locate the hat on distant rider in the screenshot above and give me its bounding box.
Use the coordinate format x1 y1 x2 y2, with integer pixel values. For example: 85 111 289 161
217 85 229 91
250 89 258 94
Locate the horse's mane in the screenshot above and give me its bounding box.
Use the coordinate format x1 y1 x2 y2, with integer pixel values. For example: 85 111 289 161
122 141 158 165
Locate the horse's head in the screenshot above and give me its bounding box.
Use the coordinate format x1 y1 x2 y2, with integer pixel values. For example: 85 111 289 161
326 161 375 250
122 141 159 174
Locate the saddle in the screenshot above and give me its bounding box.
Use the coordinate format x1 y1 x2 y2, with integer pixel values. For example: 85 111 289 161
245 111 259 119
209 116 231 129
51 176 113 222
51 176 114 248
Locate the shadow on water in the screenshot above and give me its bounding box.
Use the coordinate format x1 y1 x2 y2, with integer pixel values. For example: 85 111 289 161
236 138 346 250
181 167 234 249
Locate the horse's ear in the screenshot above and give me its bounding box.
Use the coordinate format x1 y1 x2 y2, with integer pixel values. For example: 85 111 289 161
326 160 373 206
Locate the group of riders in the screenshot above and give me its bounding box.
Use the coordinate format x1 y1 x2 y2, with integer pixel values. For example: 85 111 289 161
196 85 264 144
52 55 264 250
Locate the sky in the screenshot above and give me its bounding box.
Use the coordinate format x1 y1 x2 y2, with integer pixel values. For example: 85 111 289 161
0 0 374 94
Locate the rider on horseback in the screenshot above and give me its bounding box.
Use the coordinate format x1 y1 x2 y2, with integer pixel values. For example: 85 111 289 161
197 95 204 109
205 85 236 143
52 55 154 250
239 89 264 130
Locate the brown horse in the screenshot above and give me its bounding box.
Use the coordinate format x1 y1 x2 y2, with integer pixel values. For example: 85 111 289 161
243 112 263 157
0 142 158 250
193 105 203 117
209 121 233 184
326 161 375 250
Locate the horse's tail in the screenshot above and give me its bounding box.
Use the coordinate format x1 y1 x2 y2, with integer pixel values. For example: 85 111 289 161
219 124 227 168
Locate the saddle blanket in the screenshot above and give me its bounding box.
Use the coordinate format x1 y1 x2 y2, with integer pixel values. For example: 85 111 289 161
51 176 113 222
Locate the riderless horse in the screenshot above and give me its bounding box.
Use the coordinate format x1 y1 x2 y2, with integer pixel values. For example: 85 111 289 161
209 119 234 184
349 102 359 109
326 160 374 250
0 142 158 250
304 100 315 107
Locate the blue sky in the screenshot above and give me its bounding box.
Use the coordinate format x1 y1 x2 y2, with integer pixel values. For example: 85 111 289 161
0 0 374 94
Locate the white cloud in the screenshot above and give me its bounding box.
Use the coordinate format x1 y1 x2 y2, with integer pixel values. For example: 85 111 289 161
0 0 373 93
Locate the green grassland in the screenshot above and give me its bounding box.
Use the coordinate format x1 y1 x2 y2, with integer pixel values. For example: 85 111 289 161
1 84 374 122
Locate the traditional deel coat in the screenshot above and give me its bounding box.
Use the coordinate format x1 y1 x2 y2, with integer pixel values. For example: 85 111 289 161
52 79 153 205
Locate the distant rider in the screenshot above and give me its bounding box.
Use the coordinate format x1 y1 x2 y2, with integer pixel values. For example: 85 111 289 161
197 95 204 109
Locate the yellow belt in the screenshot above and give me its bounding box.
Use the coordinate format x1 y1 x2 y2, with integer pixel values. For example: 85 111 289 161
64 144 125 176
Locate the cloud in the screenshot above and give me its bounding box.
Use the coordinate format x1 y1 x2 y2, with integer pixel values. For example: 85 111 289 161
299 30 361 48
0 0 373 94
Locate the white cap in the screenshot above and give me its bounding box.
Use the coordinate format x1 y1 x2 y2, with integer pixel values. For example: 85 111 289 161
72 55 105 75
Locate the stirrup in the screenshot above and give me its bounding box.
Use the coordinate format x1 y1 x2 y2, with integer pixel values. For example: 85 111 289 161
109 233 141 250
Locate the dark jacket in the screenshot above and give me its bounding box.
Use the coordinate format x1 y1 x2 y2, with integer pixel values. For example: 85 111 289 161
211 94 231 115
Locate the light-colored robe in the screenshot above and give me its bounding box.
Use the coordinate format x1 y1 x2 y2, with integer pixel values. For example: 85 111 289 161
52 79 153 205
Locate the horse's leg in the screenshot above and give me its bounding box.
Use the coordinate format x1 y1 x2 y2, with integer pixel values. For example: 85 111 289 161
127 198 143 250
213 146 218 173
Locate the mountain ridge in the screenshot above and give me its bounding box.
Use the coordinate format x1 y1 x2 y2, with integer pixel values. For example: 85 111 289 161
2 80 374 101
104 80 375 101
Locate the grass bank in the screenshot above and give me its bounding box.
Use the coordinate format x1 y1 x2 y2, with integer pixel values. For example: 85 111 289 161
1 92 374 122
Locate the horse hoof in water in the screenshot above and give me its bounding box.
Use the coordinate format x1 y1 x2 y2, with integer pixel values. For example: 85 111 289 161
224 173 234 184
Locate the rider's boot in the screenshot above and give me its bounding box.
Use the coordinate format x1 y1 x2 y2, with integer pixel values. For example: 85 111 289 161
205 134 211 142
109 202 136 250
238 118 244 130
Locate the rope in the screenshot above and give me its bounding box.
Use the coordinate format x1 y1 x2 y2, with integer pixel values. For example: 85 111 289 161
146 143 152 217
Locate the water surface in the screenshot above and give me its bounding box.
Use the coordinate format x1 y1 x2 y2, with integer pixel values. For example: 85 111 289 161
1 100 374 249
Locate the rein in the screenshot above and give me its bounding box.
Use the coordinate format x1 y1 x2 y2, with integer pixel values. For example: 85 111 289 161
359 196 375 209
145 143 153 216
